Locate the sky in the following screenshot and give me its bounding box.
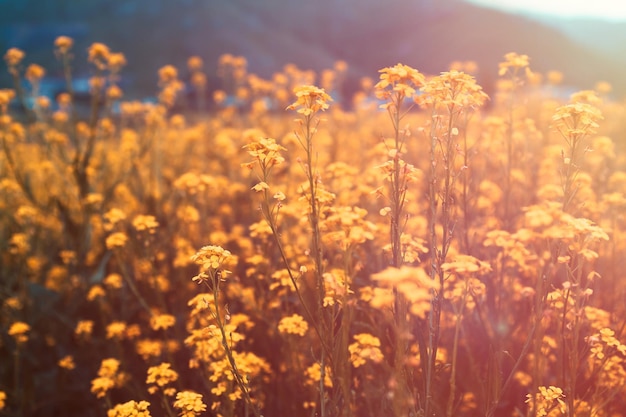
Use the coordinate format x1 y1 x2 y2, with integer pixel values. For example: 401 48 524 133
465 0 626 21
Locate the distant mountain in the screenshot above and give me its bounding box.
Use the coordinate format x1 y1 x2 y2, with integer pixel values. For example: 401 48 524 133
1 0 625 100
527 14 626 58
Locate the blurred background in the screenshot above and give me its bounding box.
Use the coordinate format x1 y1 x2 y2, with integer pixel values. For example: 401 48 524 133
1 0 625 102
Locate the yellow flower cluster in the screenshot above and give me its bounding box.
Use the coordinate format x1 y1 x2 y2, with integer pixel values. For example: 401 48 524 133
278 314 309 336
107 400 152 417
286 85 332 116
375 63 425 104
348 333 384 368
91 358 128 398
132 214 159 233
173 391 207 417
8 321 30 344
146 362 178 395
190 245 234 284
525 385 566 417
372 266 439 318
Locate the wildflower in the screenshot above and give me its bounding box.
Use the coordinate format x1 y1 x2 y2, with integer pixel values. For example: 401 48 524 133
75 320 94 338
58 355 75 370
173 391 207 417
107 400 152 417
104 273 123 289
158 65 178 85
441 254 492 275
243 137 287 170
87 285 105 301
106 232 128 249
9 233 30 255
498 52 530 76
91 358 127 399
187 56 204 72
304 363 333 388
150 314 176 331
552 101 603 138
136 339 164 361
8 321 30 344
0 391 5 410
0 89 15 113
106 321 128 340
190 245 233 284
525 385 566 417
251 181 270 192
4 47 25 69
286 84 332 116
107 52 126 73
349 333 384 368
278 314 309 336
419 70 488 111
106 85 123 100
132 214 159 233
87 42 110 69
213 89 227 104
372 266 439 318
146 363 179 395
54 36 73 54
25 64 45 84
375 63 425 105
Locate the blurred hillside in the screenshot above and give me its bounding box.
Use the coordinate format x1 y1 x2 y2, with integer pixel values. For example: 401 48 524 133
1 0 625 100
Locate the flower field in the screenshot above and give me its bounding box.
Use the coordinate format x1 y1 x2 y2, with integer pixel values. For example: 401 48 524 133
1 39 625 417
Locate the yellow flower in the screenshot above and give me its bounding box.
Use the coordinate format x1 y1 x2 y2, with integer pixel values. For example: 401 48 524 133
0 391 6 410
278 314 309 336
349 333 384 368
54 36 74 54
104 273 123 289
75 320 94 338
190 245 233 284
441 254 492 275
107 400 152 417
25 64 45 84
173 391 207 417
419 70 488 110
87 285 106 301
9 233 30 255
158 65 178 85
552 101 603 138
132 214 159 234
150 314 176 331
136 339 163 361
375 63 425 105
498 52 530 76
243 136 287 169
87 42 110 68
372 266 439 319
91 358 129 399
4 48 25 72
286 85 332 116
187 56 203 72
525 385 566 417
58 355 75 370
146 363 179 395
304 363 333 388
8 321 30 344
106 321 128 340
106 232 128 249
107 52 126 73
251 181 270 192
103 208 127 230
